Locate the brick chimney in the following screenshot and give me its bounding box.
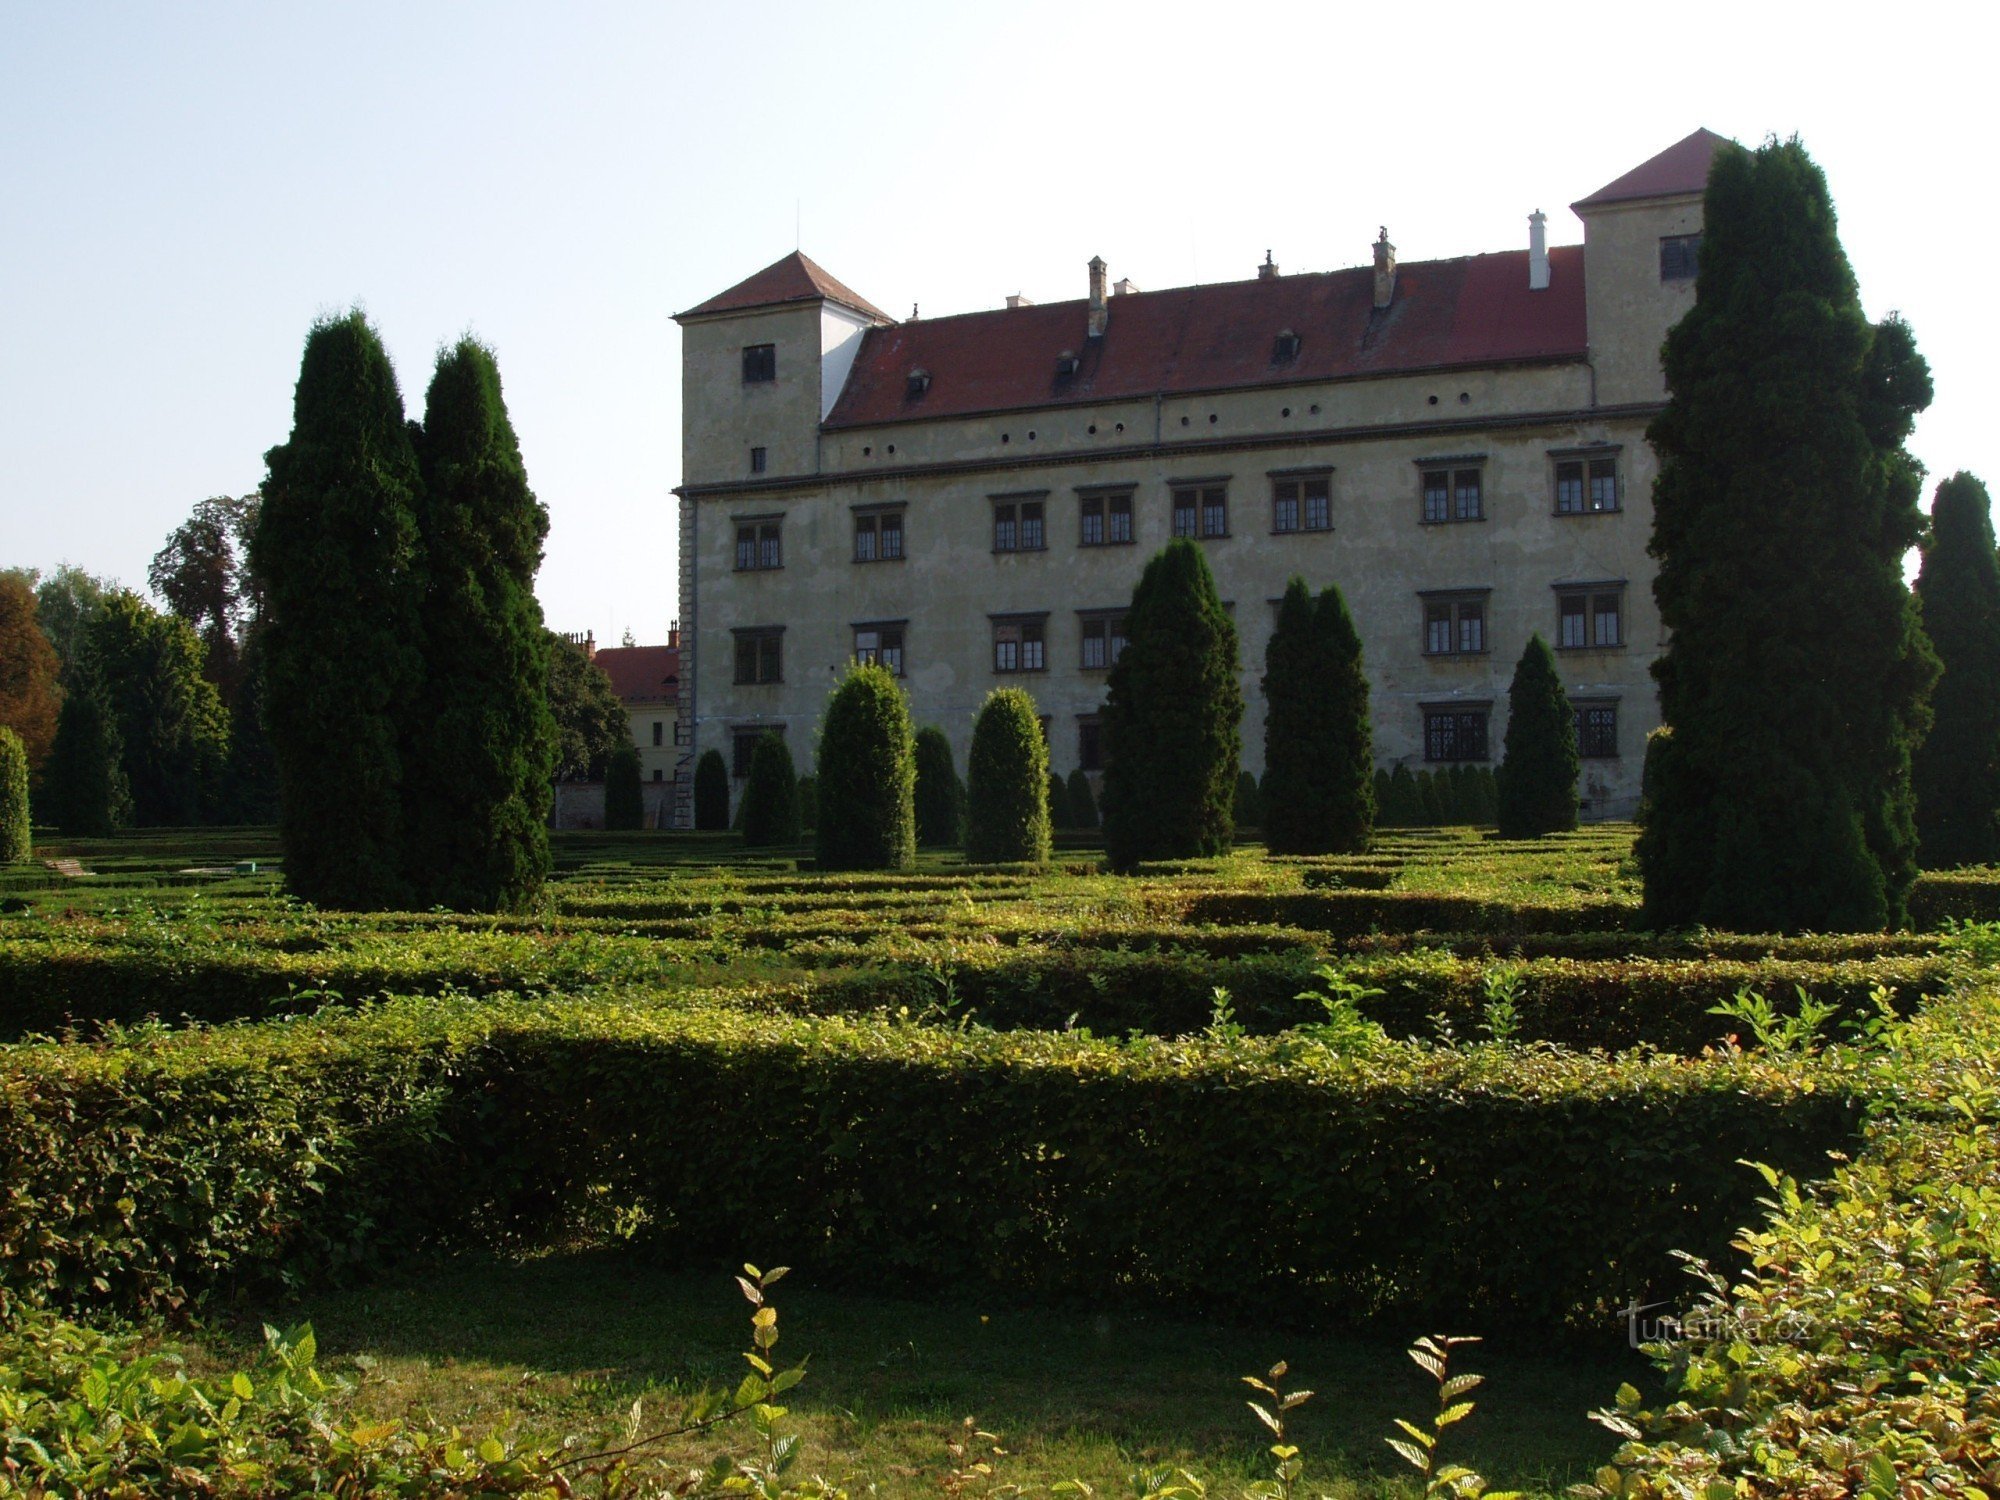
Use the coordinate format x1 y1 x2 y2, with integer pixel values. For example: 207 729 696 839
1258 249 1279 281
1528 210 1550 291
1372 228 1397 310
1087 256 1109 338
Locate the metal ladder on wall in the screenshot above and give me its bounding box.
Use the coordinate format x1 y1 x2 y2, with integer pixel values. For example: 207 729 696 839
670 494 697 829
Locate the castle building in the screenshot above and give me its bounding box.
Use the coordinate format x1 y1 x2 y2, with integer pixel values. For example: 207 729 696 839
549 630 682 829
672 130 1724 825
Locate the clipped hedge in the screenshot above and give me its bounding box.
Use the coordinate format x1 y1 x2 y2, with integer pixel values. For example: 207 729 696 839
1908 868 2000 927
0 993 1870 1328
1183 887 1637 934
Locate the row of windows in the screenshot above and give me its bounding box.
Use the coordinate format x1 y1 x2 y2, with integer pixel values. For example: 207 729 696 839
1423 586 1625 656
732 455 1621 571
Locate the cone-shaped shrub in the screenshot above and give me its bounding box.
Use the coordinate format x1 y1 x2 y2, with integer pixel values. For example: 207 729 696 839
913 726 963 847
1047 770 1072 831
1913 472 2000 868
256 311 424 908
404 338 555 911
1496 634 1579 838
816 662 916 871
43 675 128 837
1638 137 1937 931
1101 540 1242 870
1066 768 1098 831
1373 769 1395 825
741 733 800 847
694 749 729 830
1418 770 1445 826
796 773 818 832
1473 765 1499 824
1386 764 1419 826
603 744 643 830
1234 770 1262 831
1261 577 1373 853
965 687 1051 864
0 728 27 864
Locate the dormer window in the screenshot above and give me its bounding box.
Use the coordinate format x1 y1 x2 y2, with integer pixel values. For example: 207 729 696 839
906 368 931 399
1056 351 1081 377
1272 329 1301 363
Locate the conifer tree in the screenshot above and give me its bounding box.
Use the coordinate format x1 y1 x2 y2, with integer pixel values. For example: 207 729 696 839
1386 764 1419 826
43 674 128 837
89 593 229 826
1047 770 1072 831
0 727 27 864
1912 472 2000 867
694 748 730 830
603 744 643 830
404 338 556 911
1066 767 1097 831
1233 770 1262 831
1637 138 1936 931
1417 770 1445 827
1373 769 1395 826
741 732 800 847
1101 540 1242 870
796 773 818 832
1261 578 1373 853
965 687 1051 864
255 312 424 908
1495 634 1579 838
815 662 916 871
913 726 964 847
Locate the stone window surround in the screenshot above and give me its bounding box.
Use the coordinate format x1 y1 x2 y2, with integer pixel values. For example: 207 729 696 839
1548 443 1623 516
1552 578 1627 651
1269 464 1334 535
1416 453 1487 525
1418 586 1492 658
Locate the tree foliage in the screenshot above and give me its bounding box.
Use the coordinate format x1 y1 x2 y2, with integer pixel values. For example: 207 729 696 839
255 312 425 907
965 688 1051 864
694 748 730 831
1101 540 1243 870
402 339 556 911
1261 577 1374 853
741 733 801 847
89 593 228 827
0 727 27 864
1912 472 2000 868
1233 770 1262 831
0 572 60 769
1495 634 1579 838
42 673 128 837
913 725 963 847
602 744 643 830
32 566 116 690
1638 137 1937 932
815 662 915 872
148 494 258 705
1066 768 1098 831
547 633 628 783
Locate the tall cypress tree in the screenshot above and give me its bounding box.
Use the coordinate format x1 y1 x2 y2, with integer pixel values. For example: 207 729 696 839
1638 138 1936 932
815 662 916 871
1101 540 1242 870
1066 767 1098 831
1912 473 2000 868
406 338 557 911
88 593 229 826
43 669 129 837
694 748 730 831
741 732 801 847
256 312 424 908
1495 634 1579 838
1262 578 1374 854
603 744 643 830
913 725 964 846
965 687 1051 864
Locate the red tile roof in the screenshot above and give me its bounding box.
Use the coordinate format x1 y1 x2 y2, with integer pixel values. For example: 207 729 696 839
1573 128 1731 210
679 251 893 324
822 246 1586 430
593 645 679 704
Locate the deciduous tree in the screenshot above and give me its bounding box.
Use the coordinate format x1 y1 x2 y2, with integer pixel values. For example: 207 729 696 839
0 572 60 769
548 633 629 783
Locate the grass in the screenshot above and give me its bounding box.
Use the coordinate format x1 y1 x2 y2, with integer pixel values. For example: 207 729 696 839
185 1247 1638 1499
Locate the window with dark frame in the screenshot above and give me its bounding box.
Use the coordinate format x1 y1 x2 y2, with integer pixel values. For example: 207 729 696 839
749 446 767 474
1423 707 1490 763
1077 716 1103 772
1421 466 1483 523
1079 491 1134 546
1078 611 1128 670
1659 234 1701 282
992 617 1046 673
1172 483 1226 539
853 509 904 562
741 344 776 382
853 623 905 676
1575 702 1619 759
1273 473 1331 534
994 498 1046 552
652 721 663 747
734 520 781 571
1555 587 1624 650
732 629 783 685
732 728 781 777
1422 595 1487 656
1555 456 1619 514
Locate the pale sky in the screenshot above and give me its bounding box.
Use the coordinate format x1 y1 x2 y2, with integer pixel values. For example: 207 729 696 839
4 1 1994 644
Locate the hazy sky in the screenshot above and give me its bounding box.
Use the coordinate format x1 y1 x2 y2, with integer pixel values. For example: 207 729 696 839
4 1 1993 643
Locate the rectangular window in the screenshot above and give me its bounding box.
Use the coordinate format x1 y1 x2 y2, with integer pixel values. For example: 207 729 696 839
1172 490 1196 538
652 721 664 747
1660 234 1701 282
1424 708 1490 763
1555 456 1619 514
749 446 767 474
992 618 1046 673
1273 474 1331 533
1077 716 1103 772
653 768 663 782
853 510 904 562
1423 595 1487 656
1575 703 1619 759
1079 611 1128 670
732 629 783 685
742 344 776 382
732 728 780 777
994 499 1046 552
1079 491 1134 547
1421 467 1483 523
734 520 781 571
1556 587 1624 649
854 623 905 676
1172 484 1226 539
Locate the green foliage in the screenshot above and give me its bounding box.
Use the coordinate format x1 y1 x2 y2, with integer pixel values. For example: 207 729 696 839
1494 635 1578 838
0 570 60 769
1233 770 1261 831
1913 471 2000 868
89 591 230 827
0 727 28 863
603 744 644 831
548 631 630 783
913 726 963 847
1261 578 1373 853
1640 137 1938 933
402 338 556 912
1383 1337 1517 1499
1379 765 1422 826
1065 768 1098 831
1048 769 1073 831
1417 770 1446 827
33 563 116 692
1102 540 1243 870
965 688 1051 864
742 733 801 847
794 773 818 832
815 662 916 872
41 671 129 836
148 492 258 707
256 311 424 908
222 628 279 824
695 747 731 831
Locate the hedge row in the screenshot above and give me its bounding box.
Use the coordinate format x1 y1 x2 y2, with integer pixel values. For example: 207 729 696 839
0 993 1870 1328
1181 887 1638 934
1908 869 2000 927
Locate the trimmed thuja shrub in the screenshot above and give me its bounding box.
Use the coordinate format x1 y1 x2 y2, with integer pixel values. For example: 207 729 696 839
1496 634 1579 837
602 744 643 830
694 748 730 831
1913 471 2000 868
1233 770 1262 831
913 725 963 846
1066 768 1098 830
0 727 27 865
741 733 800 847
1639 137 1937 932
966 688 1051 864
1262 577 1373 853
1047 770 1072 831
796 773 818 832
816 661 916 871
42 675 128 838
1101 539 1243 869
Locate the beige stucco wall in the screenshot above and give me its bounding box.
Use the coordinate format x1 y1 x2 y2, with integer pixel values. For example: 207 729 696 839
680 303 826 484
1580 193 1702 408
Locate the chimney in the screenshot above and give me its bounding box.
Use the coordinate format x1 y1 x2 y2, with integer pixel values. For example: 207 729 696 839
1372 227 1397 310
668 621 680 649
1087 256 1109 338
1006 293 1034 308
1113 277 1140 297
1528 210 1550 291
1258 249 1279 281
